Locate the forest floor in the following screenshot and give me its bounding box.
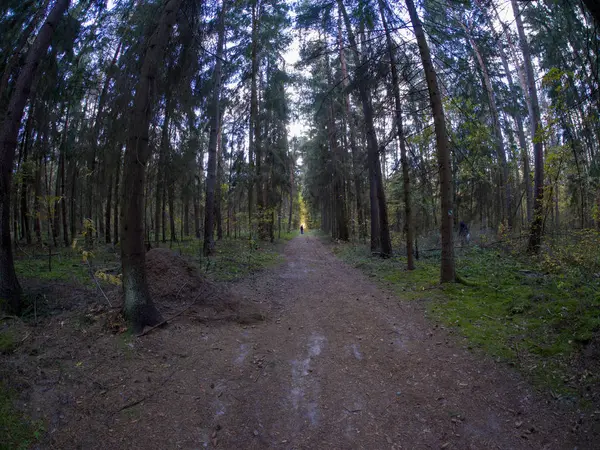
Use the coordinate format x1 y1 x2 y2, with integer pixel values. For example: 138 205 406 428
1 234 598 449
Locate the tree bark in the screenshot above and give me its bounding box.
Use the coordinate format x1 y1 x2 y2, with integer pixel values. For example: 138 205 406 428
459 19 511 229
248 1 261 239
338 0 392 256
203 0 226 256
582 0 600 24
337 11 365 242
120 0 183 332
113 148 121 245
511 0 544 253
405 0 455 282
0 0 70 313
379 0 414 269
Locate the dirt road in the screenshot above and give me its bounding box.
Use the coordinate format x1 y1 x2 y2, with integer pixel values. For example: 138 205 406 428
23 235 583 449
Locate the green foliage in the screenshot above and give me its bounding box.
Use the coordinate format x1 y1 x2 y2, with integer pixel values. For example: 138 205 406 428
14 247 94 286
161 237 287 282
0 331 16 354
332 237 600 397
0 384 44 450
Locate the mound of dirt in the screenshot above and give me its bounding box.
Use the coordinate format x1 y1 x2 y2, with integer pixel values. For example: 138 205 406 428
145 248 265 324
145 248 206 302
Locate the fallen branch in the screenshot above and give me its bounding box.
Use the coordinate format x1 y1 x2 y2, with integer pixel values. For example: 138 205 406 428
87 261 112 307
136 290 205 338
117 368 177 413
0 315 20 322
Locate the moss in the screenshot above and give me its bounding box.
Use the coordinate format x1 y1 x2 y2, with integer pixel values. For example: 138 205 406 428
332 240 600 396
0 331 16 354
0 384 44 450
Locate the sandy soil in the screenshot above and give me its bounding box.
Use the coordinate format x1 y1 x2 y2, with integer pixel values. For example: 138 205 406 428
3 235 595 449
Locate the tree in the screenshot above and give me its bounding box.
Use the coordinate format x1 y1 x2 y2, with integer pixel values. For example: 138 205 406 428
511 0 544 253
378 0 414 269
120 0 184 332
405 0 455 282
203 0 227 256
0 0 71 314
337 0 392 257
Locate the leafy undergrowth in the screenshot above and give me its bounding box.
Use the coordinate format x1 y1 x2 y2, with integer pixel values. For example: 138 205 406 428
13 233 296 290
165 234 294 281
330 235 600 402
0 384 44 450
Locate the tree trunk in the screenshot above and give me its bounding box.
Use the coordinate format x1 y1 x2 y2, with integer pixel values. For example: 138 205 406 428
338 14 365 242
379 0 414 269
168 182 176 243
120 0 183 332
0 0 70 313
338 0 392 256
105 173 112 244
405 0 455 282
216 132 224 241
460 19 510 229
511 0 545 253
86 43 121 248
203 0 226 256
248 1 261 239
582 0 600 24
324 45 349 241
113 148 120 245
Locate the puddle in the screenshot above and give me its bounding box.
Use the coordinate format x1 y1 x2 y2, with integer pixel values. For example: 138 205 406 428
350 343 363 360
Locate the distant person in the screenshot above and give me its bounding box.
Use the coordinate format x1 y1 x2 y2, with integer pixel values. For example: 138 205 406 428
300 225 304 235
459 221 470 245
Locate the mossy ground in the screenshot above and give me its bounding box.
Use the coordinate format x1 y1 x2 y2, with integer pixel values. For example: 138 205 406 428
330 233 600 400
0 384 44 450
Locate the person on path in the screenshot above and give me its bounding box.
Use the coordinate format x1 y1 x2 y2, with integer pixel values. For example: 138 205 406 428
300 225 304 235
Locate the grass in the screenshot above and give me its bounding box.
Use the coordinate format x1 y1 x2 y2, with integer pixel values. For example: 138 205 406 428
0 383 44 450
158 233 295 282
330 235 600 399
0 331 16 354
14 232 297 287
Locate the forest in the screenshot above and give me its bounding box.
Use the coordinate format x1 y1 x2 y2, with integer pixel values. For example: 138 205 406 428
1 0 600 448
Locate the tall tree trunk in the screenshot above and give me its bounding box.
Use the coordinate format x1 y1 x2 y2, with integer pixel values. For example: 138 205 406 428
216 125 224 241
324 46 349 241
105 173 113 244
20 107 34 245
194 174 201 238
113 147 121 245
582 0 600 24
405 0 455 282
58 104 70 246
379 0 414 269
287 152 294 233
0 0 70 313
154 167 162 246
33 158 42 245
86 43 121 247
338 12 365 242
338 0 392 256
0 1 49 110
459 19 511 229
500 46 532 223
120 0 183 332
203 0 226 256
168 182 176 243
512 0 545 253
248 1 261 239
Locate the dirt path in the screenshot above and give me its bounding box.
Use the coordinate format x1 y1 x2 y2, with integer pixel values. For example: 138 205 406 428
18 235 585 448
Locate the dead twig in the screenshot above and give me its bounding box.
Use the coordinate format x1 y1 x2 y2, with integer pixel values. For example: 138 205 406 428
87 261 113 307
0 315 20 321
136 290 205 338
117 368 177 413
